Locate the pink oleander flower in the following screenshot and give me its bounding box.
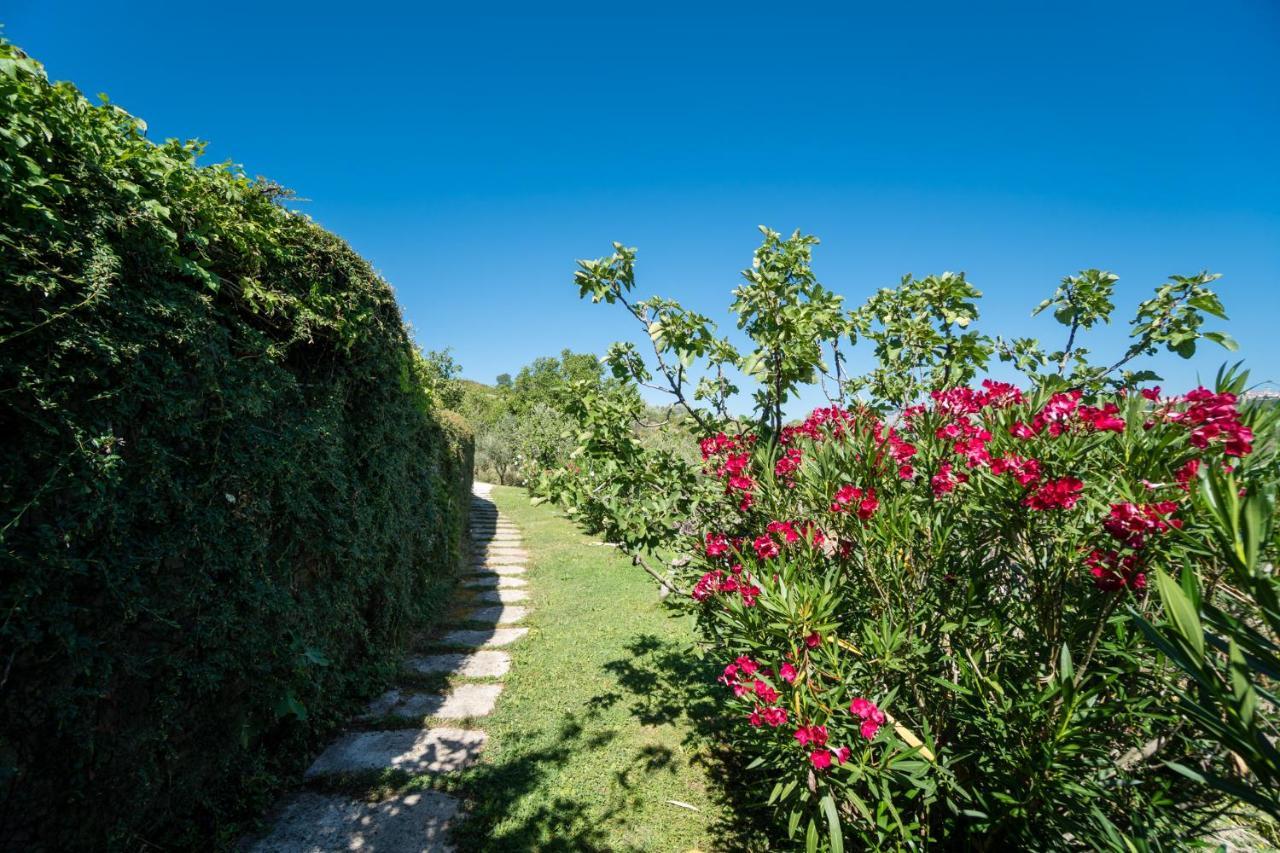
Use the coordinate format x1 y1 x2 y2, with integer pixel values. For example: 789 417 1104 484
980 379 1024 408
833 745 852 764
1079 402 1125 433
899 463 915 480
1023 476 1084 510
931 463 967 497
763 706 788 727
1086 549 1147 591
692 570 723 602
794 724 828 747
754 679 780 705
1175 458 1201 491
990 454 1042 487
1010 421 1037 440
804 631 822 649
809 749 832 770
850 696 886 739
753 535 780 559
779 662 797 683
704 532 729 558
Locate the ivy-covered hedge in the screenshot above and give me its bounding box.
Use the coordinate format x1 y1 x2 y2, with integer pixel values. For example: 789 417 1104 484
0 43 473 849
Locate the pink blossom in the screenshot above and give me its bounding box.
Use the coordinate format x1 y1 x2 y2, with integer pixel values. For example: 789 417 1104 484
753 535 780 559
779 662 797 683
704 532 729 558
809 749 833 770
1023 477 1084 510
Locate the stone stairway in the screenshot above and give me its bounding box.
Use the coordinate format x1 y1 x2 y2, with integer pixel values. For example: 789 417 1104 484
248 483 527 852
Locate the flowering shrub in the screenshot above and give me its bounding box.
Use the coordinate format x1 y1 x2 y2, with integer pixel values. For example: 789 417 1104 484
678 379 1275 847
539 227 1278 848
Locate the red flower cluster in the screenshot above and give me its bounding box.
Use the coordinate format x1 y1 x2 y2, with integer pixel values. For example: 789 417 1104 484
1023 477 1084 511
794 724 851 770
780 406 859 444
1086 549 1146 592
930 380 1024 415
699 431 753 460
723 656 790 728
1102 501 1181 549
774 446 803 486
692 565 761 606
931 462 968 496
700 432 759 510
1086 501 1182 591
1171 387 1253 457
990 454 1042 486
849 696 886 740
830 484 879 518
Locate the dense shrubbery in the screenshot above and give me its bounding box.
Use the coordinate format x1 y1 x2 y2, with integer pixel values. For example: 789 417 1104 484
0 43 472 849
537 227 1280 848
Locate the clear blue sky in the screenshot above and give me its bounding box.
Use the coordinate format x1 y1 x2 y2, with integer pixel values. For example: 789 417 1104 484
6 1 1279 413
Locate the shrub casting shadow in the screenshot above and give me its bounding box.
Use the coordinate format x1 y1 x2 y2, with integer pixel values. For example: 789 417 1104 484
590 632 774 851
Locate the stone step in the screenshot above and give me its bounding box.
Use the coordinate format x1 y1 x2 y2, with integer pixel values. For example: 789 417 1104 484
305 727 485 777
463 574 527 589
366 683 503 720
472 544 526 553
473 588 528 604
439 627 528 648
405 651 510 678
471 550 524 563
468 563 525 575
461 605 527 625
248 791 458 852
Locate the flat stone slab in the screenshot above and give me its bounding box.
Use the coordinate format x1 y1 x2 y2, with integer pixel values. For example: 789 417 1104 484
473 546 528 556
462 605 528 625
474 588 529 604
471 531 521 539
439 627 528 648
464 574 527 588
405 651 511 678
366 684 503 720
469 563 525 575
248 790 458 852
305 727 485 777
472 555 527 566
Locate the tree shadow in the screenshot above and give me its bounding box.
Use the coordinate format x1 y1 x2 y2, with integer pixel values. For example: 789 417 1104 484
593 631 775 851
443 715 631 852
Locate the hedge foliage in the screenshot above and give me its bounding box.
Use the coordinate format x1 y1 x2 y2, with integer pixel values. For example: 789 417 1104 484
0 42 473 848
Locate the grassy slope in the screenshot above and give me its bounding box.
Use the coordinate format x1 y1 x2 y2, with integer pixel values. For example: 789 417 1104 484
442 485 763 852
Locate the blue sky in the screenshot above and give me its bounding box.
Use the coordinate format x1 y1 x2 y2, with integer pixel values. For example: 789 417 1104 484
6 1 1279 413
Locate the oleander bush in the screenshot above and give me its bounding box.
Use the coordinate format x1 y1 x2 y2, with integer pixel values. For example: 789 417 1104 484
537 228 1280 848
0 42 472 849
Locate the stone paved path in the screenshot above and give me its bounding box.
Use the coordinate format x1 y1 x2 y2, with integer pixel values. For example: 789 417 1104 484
249 482 528 852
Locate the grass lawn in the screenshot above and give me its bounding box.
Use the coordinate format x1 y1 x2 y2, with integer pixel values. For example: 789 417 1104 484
439 485 765 851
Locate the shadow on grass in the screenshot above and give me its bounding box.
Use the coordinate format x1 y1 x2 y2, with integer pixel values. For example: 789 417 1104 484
590 631 775 851
443 716 621 852
441 631 771 852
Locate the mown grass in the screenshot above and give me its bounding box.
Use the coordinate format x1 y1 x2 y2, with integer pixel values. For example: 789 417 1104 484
436 485 768 852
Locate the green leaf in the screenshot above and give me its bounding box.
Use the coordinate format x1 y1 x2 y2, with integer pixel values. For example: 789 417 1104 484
1156 568 1204 661
820 794 844 853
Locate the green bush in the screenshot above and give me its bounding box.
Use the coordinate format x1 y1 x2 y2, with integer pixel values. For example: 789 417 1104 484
0 43 473 849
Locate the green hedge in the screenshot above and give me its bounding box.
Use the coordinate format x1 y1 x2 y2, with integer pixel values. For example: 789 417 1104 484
0 43 473 849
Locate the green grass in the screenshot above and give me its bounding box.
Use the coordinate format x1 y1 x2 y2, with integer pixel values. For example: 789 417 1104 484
301 485 767 850
440 485 765 851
